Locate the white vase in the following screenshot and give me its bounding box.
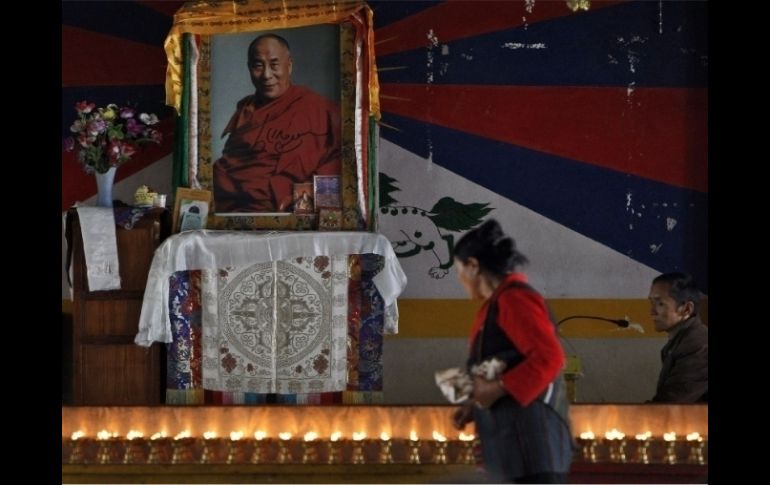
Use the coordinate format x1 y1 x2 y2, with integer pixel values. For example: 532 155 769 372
95 167 117 208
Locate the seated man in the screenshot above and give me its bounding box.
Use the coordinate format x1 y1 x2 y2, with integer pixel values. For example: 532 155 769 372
648 272 708 403
213 33 341 213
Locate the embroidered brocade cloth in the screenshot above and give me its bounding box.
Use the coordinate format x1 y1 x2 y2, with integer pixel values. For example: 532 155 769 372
200 256 349 394
135 231 406 404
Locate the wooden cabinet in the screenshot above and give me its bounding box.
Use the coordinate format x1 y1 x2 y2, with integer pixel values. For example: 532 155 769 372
67 207 169 405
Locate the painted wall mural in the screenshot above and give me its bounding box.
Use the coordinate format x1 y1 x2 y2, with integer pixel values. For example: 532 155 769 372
372 0 708 297
379 172 493 279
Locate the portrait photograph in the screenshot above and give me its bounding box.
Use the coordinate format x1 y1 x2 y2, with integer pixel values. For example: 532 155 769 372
210 25 342 216
293 182 314 215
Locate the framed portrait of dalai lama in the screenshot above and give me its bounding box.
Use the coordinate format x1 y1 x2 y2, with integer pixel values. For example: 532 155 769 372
164 0 379 231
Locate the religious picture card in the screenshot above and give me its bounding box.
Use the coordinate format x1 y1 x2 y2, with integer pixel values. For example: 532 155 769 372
172 187 212 234
318 208 343 230
293 182 315 215
314 175 342 209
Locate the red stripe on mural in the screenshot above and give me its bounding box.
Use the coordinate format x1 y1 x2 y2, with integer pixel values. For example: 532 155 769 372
135 0 184 17
380 84 707 192
61 117 175 211
62 26 168 87
375 0 624 57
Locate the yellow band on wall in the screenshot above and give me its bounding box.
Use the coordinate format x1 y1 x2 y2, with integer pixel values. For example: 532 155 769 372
391 298 709 339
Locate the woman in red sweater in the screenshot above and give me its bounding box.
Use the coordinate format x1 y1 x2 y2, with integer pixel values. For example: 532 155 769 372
452 219 573 484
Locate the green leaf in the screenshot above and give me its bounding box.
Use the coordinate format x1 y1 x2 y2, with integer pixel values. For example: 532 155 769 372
427 197 494 231
379 172 400 207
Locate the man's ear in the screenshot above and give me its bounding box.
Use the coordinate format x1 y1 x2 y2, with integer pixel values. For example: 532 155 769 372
679 301 695 319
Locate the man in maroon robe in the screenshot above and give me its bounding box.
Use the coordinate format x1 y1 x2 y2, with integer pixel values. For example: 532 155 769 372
214 33 341 213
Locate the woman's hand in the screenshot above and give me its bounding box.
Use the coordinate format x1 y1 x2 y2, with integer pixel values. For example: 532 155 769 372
452 401 474 430
472 376 507 409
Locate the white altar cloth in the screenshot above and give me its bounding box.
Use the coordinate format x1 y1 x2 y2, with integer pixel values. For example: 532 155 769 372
135 231 407 347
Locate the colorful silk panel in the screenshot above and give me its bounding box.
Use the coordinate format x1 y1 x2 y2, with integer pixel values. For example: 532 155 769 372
165 255 385 405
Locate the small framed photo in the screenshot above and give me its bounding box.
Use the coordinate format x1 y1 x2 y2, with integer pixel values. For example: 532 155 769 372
313 175 342 209
172 188 213 233
318 208 343 231
293 182 315 215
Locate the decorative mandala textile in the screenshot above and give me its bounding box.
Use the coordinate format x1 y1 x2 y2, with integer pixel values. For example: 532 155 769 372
201 256 349 394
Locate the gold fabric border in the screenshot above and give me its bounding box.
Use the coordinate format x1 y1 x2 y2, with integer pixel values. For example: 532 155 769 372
164 0 377 118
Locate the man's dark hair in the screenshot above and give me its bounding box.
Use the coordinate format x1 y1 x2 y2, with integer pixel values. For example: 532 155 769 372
248 33 291 63
653 272 702 315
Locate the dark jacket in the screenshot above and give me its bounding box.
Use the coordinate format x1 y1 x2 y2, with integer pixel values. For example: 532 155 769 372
468 275 573 481
652 316 708 403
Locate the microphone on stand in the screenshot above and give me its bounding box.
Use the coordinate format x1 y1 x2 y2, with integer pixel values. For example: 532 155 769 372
557 315 631 328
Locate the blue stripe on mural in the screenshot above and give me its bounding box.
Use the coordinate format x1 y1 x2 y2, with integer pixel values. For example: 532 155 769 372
380 112 708 292
377 1 707 88
62 1 174 47
61 85 172 137
368 0 444 29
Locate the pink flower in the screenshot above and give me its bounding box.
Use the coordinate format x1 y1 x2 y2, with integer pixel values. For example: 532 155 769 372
63 100 162 174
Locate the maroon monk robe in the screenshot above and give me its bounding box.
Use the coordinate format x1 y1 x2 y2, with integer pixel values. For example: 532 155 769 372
213 85 341 213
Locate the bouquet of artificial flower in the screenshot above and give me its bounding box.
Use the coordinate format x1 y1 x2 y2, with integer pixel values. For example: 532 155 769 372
63 101 162 174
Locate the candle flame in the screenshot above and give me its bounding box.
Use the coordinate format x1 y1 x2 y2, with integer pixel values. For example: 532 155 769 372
126 430 144 440
432 431 447 442
203 431 217 440
71 431 85 441
686 432 702 442
330 431 342 442
663 432 677 441
254 430 266 441
409 430 418 441
380 432 390 441
304 432 318 442
174 430 191 440
458 432 475 441
579 431 595 440
278 432 292 441
352 432 366 441
635 431 652 441
96 430 112 440
150 431 167 440
604 428 625 440
230 431 243 441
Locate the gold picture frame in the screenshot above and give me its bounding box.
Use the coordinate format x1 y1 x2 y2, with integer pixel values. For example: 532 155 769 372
164 0 379 231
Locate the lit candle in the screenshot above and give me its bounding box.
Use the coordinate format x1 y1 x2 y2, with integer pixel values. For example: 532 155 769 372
409 430 419 442
663 431 677 442
174 430 191 440
380 432 390 441
686 432 702 442
330 431 342 442
150 431 167 440
604 428 625 440
96 430 114 440
458 432 475 441
71 430 85 441
254 430 267 441
126 430 144 440
352 432 366 441
203 431 217 440
635 431 652 441
303 431 318 442
230 431 244 441
278 432 292 441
